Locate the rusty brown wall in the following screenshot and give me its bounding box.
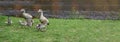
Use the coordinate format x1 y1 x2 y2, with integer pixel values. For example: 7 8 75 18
0 0 120 11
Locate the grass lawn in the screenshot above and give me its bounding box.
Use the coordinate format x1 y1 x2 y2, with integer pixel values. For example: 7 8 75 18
0 16 120 42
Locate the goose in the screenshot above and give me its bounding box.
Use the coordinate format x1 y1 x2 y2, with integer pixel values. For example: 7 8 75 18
38 9 49 25
19 20 27 26
36 23 47 32
20 9 33 19
25 19 33 26
20 9 33 26
5 16 12 25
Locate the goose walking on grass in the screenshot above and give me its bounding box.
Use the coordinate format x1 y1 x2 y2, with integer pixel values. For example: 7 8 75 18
38 9 49 25
36 9 49 31
20 9 33 26
36 23 47 32
19 20 27 26
5 16 12 25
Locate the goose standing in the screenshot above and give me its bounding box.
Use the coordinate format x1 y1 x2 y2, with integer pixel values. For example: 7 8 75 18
5 16 12 25
20 9 33 26
36 23 46 32
38 9 49 25
19 20 27 26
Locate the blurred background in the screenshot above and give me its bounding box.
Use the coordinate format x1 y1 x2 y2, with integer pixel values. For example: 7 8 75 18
0 0 120 20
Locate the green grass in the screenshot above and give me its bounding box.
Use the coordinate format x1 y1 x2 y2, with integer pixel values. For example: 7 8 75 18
0 16 120 42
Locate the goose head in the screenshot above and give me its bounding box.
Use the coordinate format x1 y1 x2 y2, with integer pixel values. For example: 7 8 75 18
20 9 25 13
38 9 43 13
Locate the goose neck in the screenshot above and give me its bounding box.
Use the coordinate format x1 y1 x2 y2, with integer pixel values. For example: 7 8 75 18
40 12 43 17
23 10 26 13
